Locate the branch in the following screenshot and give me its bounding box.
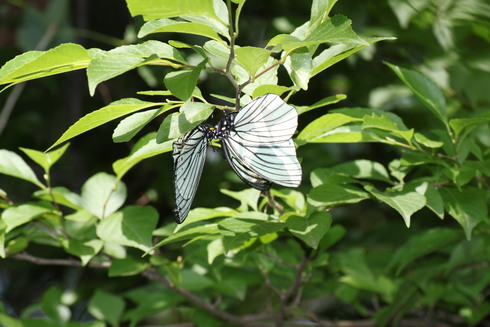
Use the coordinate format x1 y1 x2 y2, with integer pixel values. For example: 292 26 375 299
142 268 248 326
276 248 312 325
265 190 285 215
225 0 240 110
10 252 110 269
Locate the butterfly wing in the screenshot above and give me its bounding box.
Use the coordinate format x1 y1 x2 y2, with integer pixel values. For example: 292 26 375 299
221 94 302 188
222 136 302 188
221 140 272 191
233 93 298 143
172 126 208 223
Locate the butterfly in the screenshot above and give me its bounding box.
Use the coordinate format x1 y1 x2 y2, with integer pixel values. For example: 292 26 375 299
172 93 302 223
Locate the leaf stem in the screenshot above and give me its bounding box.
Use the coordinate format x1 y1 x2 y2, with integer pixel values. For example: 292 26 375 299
225 0 240 110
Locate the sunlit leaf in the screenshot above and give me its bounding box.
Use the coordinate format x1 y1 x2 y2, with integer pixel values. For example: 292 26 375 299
48 98 164 151
386 63 448 126
2 202 52 232
81 173 127 219
286 212 331 248
19 143 70 172
0 43 91 90
88 290 125 326
365 184 426 227
441 187 487 240
0 150 43 188
139 18 224 41
234 46 271 78
308 183 369 207
96 206 158 252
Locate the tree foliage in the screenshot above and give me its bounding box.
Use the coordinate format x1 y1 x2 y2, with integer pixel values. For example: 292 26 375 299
0 0 489 326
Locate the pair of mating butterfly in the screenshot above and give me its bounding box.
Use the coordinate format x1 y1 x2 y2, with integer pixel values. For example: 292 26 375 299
172 93 302 223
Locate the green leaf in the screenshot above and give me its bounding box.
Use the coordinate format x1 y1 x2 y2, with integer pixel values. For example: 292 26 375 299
61 239 103 266
252 84 291 98
220 219 286 251
284 49 312 90
164 62 206 101
0 43 91 90
286 212 331 249
40 287 71 324
88 290 125 326
113 135 173 179
297 112 362 143
81 173 127 219
449 111 490 138
413 133 444 148
153 224 220 248
19 143 69 172
268 15 368 52
441 187 487 240
0 150 43 188
221 188 262 212
0 313 21 327
87 41 186 96
234 46 271 78
180 101 214 128
2 203 52 232
310 160 391 187
388 228 462 275
109 259 149 277
113 106 171 143
87 54 143 96
96 206 159 252
5 237 29 255
386 62 448 126
308 183 370 207
139 18 223 42
311 0 338 23
207 238 224 264
365 184 426 227
362 113 414 144
311 37 393 77
47 98 164 151
0 220 5 258
33 186 83 210
414 182 444 219
175 207 237 226
126 0 229 26
241 56 279 95
296 94 347 115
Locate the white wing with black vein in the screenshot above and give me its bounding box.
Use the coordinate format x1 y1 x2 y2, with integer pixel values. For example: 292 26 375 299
221 142 272 191
221 94 302 188
233 93 298 143
222 135 302 188
172 126 208 223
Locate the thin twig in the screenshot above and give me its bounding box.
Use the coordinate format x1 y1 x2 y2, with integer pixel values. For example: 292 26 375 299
265 190 285 215
225 0 240 110
142 268 248 326
277 248 312 325
240 50 294 90
10 252 111 269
